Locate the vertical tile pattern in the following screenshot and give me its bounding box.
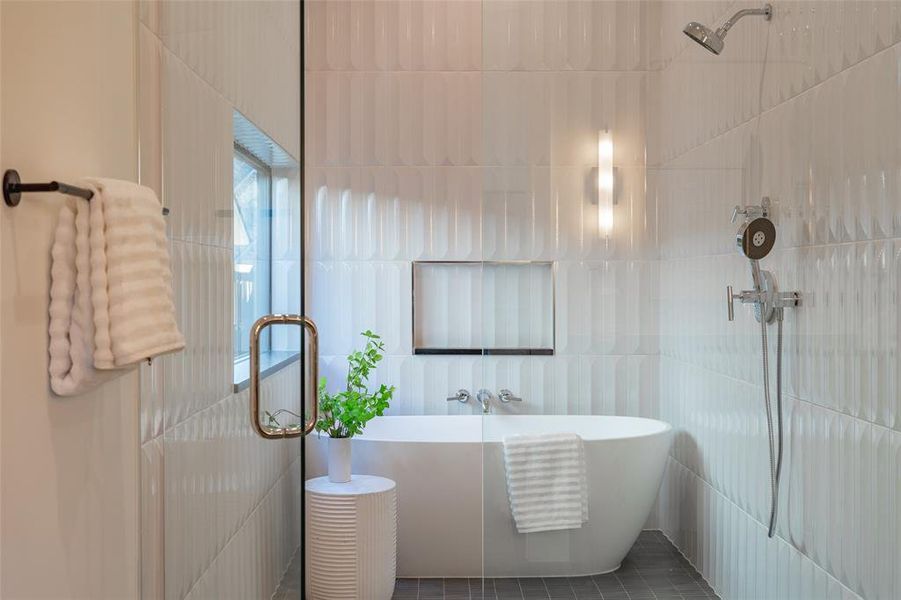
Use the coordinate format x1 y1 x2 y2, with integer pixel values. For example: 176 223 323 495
139 2 302 598
653 3 901 599
306 0 657 420
411 263 555 351
142 2 901 599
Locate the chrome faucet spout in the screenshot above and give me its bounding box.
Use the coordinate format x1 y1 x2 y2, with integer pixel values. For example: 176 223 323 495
476 389 492 414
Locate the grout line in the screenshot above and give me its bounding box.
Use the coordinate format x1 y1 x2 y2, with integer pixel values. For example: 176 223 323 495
167 237 231 251
654 37 901 166
156 359 302 437
658 353 901 436
656 236 901 263
390 534 718 600
661 457 863 600
656 529 714 600
182 455 303 600
306 69 656 74
613 573 634 600
310 259 660 264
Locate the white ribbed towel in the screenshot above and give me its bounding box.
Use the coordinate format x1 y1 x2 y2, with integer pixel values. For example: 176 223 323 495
48 202 121 395
85 178 184 369
502 432 588 534
48 179 183 395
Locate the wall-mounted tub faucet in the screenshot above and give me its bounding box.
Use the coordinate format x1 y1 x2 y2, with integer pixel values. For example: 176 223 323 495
725 198 801 539
476 389 493 414
448 389 523 412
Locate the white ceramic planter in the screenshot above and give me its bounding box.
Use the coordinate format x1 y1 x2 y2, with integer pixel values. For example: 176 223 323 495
328 436 352 483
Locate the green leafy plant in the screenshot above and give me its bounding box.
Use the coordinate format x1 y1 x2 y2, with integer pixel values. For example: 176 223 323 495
315 330 394 438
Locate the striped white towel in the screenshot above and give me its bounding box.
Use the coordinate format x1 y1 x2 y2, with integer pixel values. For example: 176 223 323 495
48 179 183 395
85 178 184 369
502 432 588 534
48 202 121 395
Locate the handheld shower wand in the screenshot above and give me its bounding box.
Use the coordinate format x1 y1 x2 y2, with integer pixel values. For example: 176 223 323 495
726 199 800 538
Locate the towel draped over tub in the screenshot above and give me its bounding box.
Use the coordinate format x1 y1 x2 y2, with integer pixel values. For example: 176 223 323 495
502 432 588 533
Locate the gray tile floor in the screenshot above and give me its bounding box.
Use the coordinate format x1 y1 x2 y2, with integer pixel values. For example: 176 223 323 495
391 532 719 600
274 531 719 600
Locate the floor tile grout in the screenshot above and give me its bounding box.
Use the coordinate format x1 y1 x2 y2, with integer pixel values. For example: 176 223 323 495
273 530 719 600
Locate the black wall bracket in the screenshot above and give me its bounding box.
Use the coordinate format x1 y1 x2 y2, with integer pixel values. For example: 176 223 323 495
3 169 169 215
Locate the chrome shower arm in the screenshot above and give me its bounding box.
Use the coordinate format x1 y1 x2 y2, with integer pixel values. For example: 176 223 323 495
717 4 772 36
684 4 771 55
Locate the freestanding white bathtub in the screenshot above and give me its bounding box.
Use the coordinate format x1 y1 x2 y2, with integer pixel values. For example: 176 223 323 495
306 415 672 578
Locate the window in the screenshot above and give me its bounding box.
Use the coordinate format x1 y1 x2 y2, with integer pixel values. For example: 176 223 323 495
231 111 302 391
233 145 272 362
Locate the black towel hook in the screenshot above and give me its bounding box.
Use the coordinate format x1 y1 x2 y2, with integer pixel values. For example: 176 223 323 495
3 169 170 216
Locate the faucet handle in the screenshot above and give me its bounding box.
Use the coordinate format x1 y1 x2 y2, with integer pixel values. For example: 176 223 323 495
498 389 522 403
726 285 735 321
447 389 471 403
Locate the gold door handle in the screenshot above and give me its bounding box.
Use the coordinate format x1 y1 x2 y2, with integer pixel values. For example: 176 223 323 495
249 314 318 439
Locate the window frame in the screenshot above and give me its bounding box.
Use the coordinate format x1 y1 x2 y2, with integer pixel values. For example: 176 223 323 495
233 142 274 364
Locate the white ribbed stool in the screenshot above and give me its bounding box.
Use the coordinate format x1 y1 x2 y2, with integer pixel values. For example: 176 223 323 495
305 475 397 600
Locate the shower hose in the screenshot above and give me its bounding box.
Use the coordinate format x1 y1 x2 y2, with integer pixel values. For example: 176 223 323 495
759 308 784 539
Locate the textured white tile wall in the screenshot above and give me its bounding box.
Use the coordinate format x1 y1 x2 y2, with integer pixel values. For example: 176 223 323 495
412 262 555 350
141 2 901 598
481 1 648 71
653 2 901 599
158 0 301 159
306 0 658 419
139 2 302 598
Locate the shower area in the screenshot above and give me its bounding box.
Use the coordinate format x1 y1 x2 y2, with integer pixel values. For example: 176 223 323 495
138 1 901 599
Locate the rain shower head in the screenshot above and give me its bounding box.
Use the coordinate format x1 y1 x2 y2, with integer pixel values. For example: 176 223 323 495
683 21 724 55
683 3 772 55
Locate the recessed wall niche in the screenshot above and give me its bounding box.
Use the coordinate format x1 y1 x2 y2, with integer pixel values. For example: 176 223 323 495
412 261 554 355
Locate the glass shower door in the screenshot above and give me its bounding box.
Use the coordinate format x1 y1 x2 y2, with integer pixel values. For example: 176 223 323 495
137 2 305 598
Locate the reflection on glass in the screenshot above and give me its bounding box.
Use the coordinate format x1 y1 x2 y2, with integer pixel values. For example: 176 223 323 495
233 147 272 360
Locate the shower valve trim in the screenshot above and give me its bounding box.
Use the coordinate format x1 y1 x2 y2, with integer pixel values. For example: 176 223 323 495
726 283 801 323
726 199 801 540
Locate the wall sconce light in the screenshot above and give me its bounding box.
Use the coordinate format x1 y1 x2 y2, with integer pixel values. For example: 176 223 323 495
597 130 615 237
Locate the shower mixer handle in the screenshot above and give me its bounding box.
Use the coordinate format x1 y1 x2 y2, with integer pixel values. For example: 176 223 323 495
727 282 801 323
447 389 471 403
726 285 770 322
498 389 522 403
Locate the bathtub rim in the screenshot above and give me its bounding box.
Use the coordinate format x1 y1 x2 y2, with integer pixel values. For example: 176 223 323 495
347 414 673 444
